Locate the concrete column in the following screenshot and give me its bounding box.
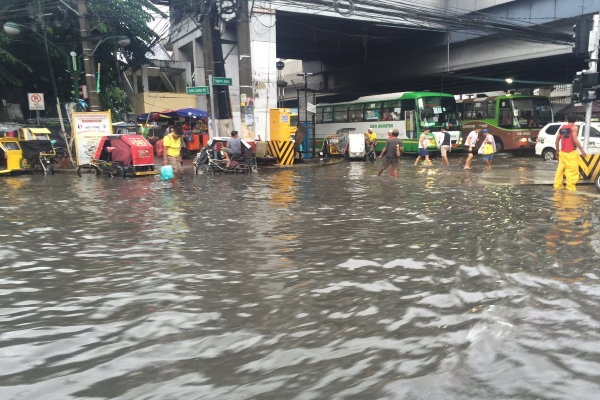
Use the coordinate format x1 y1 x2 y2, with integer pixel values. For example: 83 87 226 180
193 39 208 110
237 0 254 142
249 10 277 141
141 65 149 93
133 70 139 94
202 15 216 125
185 63 193 89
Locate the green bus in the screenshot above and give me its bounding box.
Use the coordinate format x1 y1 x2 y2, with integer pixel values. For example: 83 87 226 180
457 94 553 152
315 92 462 153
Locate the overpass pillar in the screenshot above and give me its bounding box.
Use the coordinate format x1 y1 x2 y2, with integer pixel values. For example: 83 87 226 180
249 8 277 141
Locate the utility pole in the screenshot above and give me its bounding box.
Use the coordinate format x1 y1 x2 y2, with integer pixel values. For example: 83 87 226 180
237 0 254 141
202 11 215 122
211 7 232 131
77 0 100 111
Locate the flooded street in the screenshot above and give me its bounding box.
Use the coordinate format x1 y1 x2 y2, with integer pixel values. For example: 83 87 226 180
2 157 600 399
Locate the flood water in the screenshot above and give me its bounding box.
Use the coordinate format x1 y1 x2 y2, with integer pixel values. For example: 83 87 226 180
1 157 600 399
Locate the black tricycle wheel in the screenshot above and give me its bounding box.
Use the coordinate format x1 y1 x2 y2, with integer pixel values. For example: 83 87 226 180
77 164 99 177
234 164 251 174
116 166 126 179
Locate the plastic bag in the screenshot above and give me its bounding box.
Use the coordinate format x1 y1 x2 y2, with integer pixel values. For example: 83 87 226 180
395 144 403 156
484 142 494 155
161 165 174 180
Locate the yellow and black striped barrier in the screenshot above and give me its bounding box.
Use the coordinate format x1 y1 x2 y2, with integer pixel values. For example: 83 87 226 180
267 140 295 166
579 154 600 181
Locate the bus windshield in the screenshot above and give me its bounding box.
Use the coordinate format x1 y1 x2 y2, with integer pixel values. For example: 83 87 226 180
418 97 459 129
511 97 553 129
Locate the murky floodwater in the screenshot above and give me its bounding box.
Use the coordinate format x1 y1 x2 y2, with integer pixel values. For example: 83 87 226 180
1 157 600 399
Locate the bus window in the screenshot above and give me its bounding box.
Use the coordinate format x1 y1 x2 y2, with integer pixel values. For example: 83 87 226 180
533 98 553 126
498 100 513 127
323 106 334 123
512 99 538 128
383 100 400 121
485 101 496 119
417 96 458 128
333 105 348 123
463 103 473 119
316 107 323 124
364 102 382 121
348 104 364 122
473 102 484 119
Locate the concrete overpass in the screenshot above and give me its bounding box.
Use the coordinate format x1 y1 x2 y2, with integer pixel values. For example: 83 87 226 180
153 0 599 140
275 0 598 99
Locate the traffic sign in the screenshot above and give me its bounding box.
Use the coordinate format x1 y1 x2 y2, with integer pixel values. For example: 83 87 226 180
212 77 232 86
186 86 209 95
28 93 45 111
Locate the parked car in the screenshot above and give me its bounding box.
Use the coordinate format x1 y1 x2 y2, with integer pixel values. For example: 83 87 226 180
535 122 600 161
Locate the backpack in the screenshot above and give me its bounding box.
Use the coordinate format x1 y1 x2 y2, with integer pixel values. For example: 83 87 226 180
156 139 164 157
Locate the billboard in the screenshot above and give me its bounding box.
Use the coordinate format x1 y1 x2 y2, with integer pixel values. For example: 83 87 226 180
73 111 113 165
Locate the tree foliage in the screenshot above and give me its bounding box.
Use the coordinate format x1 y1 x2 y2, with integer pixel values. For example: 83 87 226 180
0 0 166 112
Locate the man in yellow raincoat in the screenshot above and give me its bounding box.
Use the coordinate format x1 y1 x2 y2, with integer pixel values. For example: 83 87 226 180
554 113 587 191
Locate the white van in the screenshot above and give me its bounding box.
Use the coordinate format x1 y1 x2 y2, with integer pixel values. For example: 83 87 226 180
535 122 600 160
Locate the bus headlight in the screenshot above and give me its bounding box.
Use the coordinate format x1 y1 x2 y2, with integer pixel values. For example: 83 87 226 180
519 138 528 143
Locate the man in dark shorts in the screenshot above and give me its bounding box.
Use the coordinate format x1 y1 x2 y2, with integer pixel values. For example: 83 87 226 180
377 129 403 178
464 128 482 170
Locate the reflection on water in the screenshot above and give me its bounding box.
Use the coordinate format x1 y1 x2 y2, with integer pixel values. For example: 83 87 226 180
1 161 600 399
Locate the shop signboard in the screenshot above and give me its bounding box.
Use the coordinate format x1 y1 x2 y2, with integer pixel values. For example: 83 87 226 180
73 111 113 165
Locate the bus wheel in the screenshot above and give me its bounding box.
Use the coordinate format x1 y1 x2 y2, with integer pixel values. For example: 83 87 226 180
493 137 503 153
542 148 556 161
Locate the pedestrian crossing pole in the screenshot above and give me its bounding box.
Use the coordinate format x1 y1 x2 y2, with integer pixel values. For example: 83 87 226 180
583 14 600 152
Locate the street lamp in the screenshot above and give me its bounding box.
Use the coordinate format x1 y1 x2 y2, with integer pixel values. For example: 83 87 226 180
3 22 87 105
3 22 21 36
92 35 131 54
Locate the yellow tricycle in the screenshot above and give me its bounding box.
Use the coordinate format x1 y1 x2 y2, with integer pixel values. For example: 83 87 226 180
0 127 60 175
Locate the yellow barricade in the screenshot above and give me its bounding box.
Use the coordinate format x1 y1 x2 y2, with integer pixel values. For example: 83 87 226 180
267 140 295 166
578 154 600 181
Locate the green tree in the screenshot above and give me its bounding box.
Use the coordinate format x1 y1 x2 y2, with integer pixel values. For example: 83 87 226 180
0 34 32 86
0 0 166 111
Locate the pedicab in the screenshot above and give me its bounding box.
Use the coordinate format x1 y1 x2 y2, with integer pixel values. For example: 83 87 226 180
0 126 58 175
17 127 58 174
321 129 349 158
77 134 157 178
193 136 256 175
